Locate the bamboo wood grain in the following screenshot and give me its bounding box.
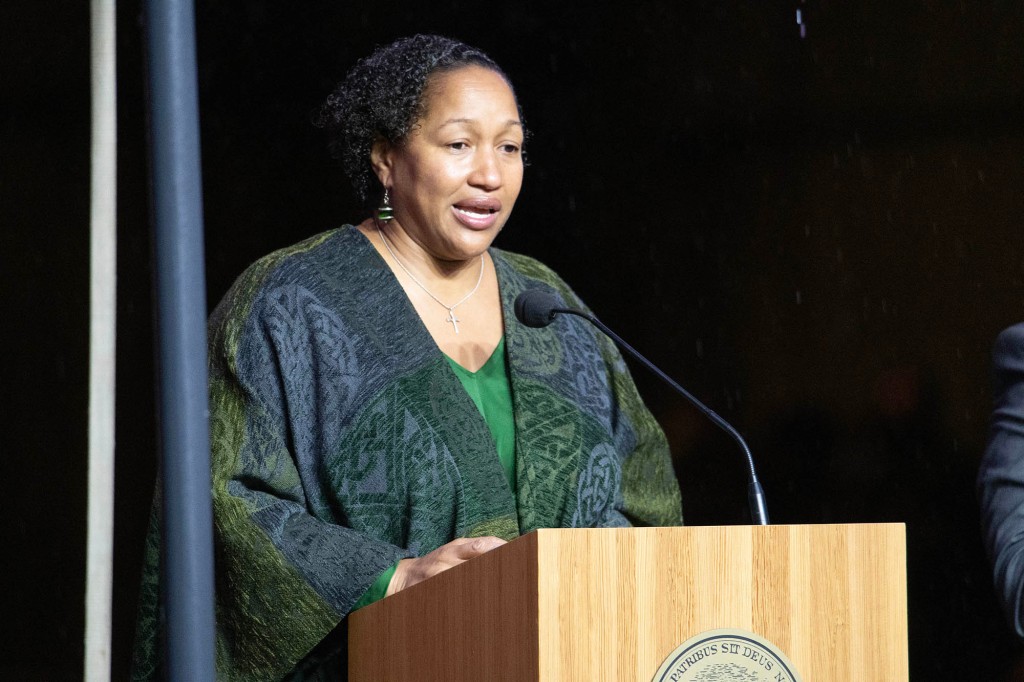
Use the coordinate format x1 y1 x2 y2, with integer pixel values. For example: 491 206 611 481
349 524 908 681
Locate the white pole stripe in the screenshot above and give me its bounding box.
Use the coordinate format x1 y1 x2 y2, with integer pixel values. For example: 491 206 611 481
85 0 116 679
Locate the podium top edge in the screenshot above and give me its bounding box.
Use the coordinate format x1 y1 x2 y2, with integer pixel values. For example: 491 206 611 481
529 522 906 533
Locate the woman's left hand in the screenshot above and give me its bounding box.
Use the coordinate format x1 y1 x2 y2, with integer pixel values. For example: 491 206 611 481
386 536 507 596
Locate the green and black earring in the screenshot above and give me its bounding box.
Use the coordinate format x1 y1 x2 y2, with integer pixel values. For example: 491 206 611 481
377 187 394 222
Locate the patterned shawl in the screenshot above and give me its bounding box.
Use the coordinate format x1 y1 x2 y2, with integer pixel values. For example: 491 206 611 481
133 225 682 680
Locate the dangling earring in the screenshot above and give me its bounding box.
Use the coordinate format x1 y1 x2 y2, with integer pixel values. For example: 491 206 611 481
377 187 394 222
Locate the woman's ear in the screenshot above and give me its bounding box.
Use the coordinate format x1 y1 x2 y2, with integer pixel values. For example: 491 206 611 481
370 138 393 189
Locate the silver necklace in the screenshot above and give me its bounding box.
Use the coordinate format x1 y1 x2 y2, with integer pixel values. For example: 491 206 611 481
376 223 484 334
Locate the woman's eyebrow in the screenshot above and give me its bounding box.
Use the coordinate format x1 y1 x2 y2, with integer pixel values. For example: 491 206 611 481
438 117 524 130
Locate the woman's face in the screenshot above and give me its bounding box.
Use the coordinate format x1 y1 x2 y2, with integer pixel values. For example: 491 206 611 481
373 65 525 263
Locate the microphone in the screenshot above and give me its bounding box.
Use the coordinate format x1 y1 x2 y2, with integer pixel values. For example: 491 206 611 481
514 289 770 525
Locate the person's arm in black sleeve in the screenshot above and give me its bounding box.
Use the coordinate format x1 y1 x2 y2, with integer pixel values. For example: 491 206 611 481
979 323 1024 637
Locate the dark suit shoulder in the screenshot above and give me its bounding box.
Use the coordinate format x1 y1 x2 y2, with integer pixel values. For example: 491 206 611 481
994 323 1024 375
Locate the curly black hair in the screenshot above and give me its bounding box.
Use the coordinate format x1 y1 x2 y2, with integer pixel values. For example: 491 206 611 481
315 34 519 208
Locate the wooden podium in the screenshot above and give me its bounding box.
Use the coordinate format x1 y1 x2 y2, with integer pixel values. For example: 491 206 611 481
348 524 907 681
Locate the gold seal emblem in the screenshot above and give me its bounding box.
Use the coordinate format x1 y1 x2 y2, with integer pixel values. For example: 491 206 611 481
652 628 802 682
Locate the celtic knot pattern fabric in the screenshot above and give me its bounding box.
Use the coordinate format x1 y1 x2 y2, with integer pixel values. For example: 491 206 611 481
132 226 682 681
572 443 627 528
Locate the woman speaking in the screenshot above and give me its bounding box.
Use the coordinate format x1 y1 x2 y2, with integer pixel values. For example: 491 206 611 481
133 34 682 680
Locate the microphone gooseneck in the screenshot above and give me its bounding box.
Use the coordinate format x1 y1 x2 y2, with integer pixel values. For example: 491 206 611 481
513 289 769 526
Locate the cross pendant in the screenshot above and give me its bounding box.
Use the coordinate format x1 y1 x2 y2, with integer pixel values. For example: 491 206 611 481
445 309 461 334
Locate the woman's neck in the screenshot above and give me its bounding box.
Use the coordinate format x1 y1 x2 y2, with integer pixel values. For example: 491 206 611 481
361 218 483 295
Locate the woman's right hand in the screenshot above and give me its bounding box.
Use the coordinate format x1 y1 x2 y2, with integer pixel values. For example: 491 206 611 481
386 536 507 596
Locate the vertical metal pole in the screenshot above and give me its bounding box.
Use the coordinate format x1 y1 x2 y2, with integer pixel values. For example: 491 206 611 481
144 0 216 679
85 0 116 678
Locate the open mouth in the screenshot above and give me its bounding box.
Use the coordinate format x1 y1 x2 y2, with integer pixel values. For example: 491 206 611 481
452 198 502 228
454 206 498 218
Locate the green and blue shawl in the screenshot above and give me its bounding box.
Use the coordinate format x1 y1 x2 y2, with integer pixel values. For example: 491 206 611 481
133 225 682 680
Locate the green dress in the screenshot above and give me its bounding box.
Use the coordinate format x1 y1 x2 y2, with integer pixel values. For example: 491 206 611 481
132 225 682 681
444 337 517 493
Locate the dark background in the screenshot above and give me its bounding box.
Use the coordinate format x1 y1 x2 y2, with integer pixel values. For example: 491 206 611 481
3 0 1023 678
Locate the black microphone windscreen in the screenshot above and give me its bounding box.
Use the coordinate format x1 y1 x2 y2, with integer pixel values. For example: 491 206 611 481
514 289 560 328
